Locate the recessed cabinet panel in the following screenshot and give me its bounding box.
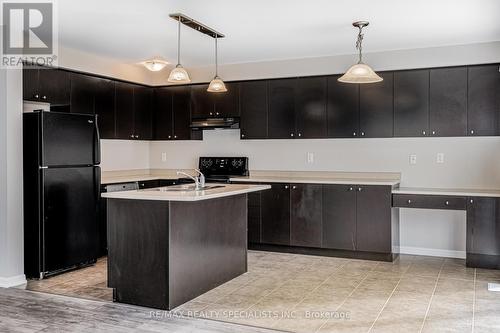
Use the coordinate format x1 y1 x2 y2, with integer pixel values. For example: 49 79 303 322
191 84 214 118
23 67 40 101
327 75 360 138
429 67 467 136
39 69 71 105
466 197 500 256
290 184 322 247
295 77 327 138
94 78 115 139
133 86 153 140
467 65 500 136
70 73 96 115
261 183 290 245
359 72 394 138
153 88 173 140
394 70 430 137
115 82 135 140
213 82 240 117
240 81 268 139
322 185 357 250
171 86 192 140
268 79 296 139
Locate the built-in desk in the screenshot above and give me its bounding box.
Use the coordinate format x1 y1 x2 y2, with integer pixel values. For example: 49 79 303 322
392 187 500 270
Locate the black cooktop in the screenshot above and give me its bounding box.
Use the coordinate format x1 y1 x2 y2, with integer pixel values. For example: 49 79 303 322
198 157 249 177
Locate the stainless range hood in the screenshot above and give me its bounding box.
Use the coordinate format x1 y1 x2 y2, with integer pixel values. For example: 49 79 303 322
190 117 240 130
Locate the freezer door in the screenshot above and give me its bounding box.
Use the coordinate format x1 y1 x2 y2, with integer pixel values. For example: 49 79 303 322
42 166 100 274
41 111 100 167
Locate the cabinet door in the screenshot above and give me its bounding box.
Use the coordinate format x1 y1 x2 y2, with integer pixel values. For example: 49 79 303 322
355 185 392 253
327 75 359 138
133 86 153 140
240 80 268 139
261 183 290 245
295 77 327 138
23 67 40 101
248 192 262 244
290 184 322 247
39 68 70 105
153 88 173 140
322 185 356 250
70 73 96 114
172 86 192 140
359 72 394 137
467 197 500 256
268 79 296 139
95 78 115 139
114 82 135 139
213 82 240 117
190 84 214 118
467 64 500 136
429 67 467 136
394 70 430 137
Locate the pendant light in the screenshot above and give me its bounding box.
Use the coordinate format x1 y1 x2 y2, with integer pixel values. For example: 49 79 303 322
207 36 227 93
168 17 191 83
338 21 383 84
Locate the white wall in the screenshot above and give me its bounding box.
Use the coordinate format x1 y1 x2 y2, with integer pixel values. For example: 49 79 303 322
100 140 150 171
0 68 25 287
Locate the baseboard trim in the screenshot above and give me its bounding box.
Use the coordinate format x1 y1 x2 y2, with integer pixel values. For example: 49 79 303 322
0 274 27 288
400 246 466 259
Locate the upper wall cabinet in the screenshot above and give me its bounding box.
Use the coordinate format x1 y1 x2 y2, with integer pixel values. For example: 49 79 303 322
213 82 240 118
114 82 135 140
240 80 268 139
153 87 174 140
467 64 500 136
268 78 297 139
429 67 467 137
359 71 394 138
23 67 70 105
394 70 430 137
190 84 214 118
133 86 153 140
327 75 360 138
295 77 328 138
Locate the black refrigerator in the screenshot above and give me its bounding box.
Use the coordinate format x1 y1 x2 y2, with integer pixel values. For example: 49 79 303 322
23 110 101 279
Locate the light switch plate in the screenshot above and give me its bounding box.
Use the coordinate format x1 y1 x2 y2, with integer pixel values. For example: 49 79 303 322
307 152 314 164
437 153 444 164
409 154 417 165
161 152 167 162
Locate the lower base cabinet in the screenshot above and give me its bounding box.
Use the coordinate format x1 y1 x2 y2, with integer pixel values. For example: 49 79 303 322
261 184 290 245
322 185 356 250
291 184 322 247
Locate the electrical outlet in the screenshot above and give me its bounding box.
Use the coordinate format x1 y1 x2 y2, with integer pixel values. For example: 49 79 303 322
307 152 314 164
437 153 444 164
161 152 167 162
409 154 417 165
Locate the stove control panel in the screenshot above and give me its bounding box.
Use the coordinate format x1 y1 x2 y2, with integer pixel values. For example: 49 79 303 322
199 157 249 176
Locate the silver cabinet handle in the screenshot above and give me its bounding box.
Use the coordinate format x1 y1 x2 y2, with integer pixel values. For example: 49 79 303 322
361 132 365 136
241 134 245 138
470 130 474 135
135 135 139 139
432 130 436 135
422 130 426 135
168 135 171 139
349 187 353 191
42 95 47 100
34 94 39 99
353 132 357 136
357 187 362 192
445 201 450 206
130 134 134 139
292 185 297 189
470 199 474 204
216 112 220 116
209 112 213 116
284 185 289 189
174 135 177 139
298 133 302 137
407 199 412 204
290 133 294 137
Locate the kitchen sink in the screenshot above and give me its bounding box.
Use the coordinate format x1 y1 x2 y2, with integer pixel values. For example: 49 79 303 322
143 185 226 192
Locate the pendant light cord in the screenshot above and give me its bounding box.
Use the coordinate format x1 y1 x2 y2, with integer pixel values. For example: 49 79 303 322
356 26 364 64
177 18 181 65
215 36 218 77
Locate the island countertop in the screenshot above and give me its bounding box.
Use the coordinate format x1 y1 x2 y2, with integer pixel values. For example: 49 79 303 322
101 183 271 202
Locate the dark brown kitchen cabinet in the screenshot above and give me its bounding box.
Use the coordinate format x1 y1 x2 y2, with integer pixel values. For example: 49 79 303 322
23 67 70 105
295 77 327 138
240 80 268 139
429 67 467 136
114 82 135 139
261 183 291 245
466 197 500 260
133 86 153 140
153 87 174 140
172 86 195 140
356 185 392 253
359 72 394 137
290 184 322 247
394 70 430 137
94 78 115 139
213 82 240 117
268 79 296 139
467 64 500 136
327 75 360 138
248 192 262 243
70 73 97 114
322 185 356 250
190 84 214 118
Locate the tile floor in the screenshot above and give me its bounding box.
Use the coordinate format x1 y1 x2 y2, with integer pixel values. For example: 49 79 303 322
23 251 500 333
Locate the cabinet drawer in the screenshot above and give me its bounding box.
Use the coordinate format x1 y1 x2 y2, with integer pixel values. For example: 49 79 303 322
138 180 160 189
392 194 466 210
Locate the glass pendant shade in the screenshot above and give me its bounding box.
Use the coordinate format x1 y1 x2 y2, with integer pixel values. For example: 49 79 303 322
207 76 227 92
141 59 169 72
338 63 383 83
168 64 191 83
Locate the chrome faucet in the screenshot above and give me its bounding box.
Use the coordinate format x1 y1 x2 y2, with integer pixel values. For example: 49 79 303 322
176 169 205 190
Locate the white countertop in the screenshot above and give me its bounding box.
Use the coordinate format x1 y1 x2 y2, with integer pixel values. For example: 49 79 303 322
230 176 400 186
101 175 163 185
101 183 271 202
393 187 500 198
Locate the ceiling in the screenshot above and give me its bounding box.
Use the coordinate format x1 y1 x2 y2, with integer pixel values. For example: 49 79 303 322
59 0 500 67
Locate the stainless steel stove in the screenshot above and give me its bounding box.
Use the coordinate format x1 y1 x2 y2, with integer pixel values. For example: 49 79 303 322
198 157 249 183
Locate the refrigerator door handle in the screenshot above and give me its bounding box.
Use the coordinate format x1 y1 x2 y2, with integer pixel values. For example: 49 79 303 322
93 115 101 165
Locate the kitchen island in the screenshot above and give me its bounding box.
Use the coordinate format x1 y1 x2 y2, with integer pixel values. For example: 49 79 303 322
101 183 270 310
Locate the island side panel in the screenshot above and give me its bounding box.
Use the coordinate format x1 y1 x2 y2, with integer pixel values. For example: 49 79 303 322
107 198 170 309
168 194 248 309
